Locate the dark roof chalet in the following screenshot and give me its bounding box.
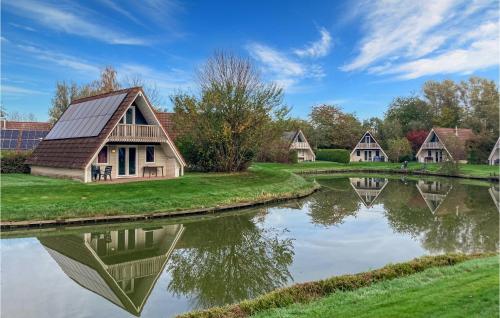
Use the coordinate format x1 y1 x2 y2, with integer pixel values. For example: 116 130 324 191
26 88 141 169
432 127 475 160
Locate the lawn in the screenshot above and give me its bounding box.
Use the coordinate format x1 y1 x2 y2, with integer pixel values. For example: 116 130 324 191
253 255 499 318
255 161 499 177
0 165 316 222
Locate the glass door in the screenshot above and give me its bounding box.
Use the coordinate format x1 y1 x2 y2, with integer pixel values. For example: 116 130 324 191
118 147 126 176
117 146 137 177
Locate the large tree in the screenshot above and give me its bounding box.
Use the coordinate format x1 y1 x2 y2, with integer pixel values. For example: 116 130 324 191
172 51 285 172
423 79 463 127
385 96 433 134
309 104 364 149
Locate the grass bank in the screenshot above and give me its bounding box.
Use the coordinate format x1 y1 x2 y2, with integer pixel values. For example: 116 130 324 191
254 161 499 178
0 165 317 222
179 253 498 318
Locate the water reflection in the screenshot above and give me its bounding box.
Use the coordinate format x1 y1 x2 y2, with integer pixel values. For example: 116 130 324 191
39 225 184 316
349 177 388 207
166 213 293 308
1 175 498 318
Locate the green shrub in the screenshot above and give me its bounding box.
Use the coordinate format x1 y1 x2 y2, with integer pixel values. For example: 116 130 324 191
1 151 31 173
315 149 349 163
288 150 298 164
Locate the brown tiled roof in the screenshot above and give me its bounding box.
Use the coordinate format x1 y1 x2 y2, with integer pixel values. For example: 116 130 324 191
433 127 475 160
26 88 140 169
3 121 51 131
156 111 180 141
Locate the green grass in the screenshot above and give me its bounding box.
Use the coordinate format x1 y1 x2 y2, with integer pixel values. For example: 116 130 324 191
254 256 499 318
254 161 499 177
0 165 316 222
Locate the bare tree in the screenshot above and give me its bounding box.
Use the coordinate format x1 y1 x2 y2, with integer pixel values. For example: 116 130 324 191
123 75 165 110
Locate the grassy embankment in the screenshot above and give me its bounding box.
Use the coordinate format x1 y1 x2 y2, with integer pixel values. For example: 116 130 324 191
254 161 499 178
180 254 499 318
0 165 316 222
1 161 496 222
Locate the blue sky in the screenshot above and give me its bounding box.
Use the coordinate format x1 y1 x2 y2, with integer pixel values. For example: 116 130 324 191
2 0 499 121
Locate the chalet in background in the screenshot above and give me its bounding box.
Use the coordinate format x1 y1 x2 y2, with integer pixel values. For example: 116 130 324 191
350 131 388 162
282 130 315 162
488 137 500 165
26 87 186 182
416 127 474 164
0 119 51 151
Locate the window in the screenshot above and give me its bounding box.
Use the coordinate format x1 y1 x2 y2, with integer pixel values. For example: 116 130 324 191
428 150 431 156
356 150 360 156
376 150 380 156
146 146 155 163
97 146 108 163
121 107 135 124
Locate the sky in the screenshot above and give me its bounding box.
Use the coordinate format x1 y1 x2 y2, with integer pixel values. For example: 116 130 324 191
1 0 499 122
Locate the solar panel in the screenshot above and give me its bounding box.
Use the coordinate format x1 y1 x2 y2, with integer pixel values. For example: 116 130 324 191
0 129 20 150
45 93 128 140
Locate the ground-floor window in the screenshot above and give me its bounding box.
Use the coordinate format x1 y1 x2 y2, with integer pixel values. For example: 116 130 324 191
97 146 108 164
146 145 155 163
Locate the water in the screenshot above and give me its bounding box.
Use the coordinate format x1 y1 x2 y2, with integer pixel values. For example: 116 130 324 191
1 175 498 317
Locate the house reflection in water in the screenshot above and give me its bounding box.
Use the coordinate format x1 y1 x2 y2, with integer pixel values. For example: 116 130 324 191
39 224 184 316
489 184 500 211
416 180 453 214
349 177 388 208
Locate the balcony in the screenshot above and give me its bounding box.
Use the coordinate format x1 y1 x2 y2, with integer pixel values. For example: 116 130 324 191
290 141 310 149
108 124 167 143
421 142 443 149
356 142 380 149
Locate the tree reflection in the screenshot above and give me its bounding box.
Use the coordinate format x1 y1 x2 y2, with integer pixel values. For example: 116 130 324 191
381 178 499 253
308 178 360 226
166 212 293 309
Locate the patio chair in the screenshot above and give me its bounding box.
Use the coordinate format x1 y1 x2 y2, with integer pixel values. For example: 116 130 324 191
91 165 101 181
102 166 112 181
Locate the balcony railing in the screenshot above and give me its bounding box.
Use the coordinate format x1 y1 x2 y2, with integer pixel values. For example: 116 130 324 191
356 142 380 149
290 142 310 149
108 124 166 142
421 142 442 149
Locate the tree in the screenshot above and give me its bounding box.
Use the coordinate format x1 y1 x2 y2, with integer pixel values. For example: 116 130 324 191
48 81 79 123
387 138 412 162
172 51 284 172
406 130 429 155
423 79 463 127
466 132 497 164
377 119 403 149
309 104 364 149
385 96 433 134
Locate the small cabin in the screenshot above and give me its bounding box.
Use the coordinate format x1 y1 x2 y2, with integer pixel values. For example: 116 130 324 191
416 127 474 163
282 130 315 162
350 131 388 162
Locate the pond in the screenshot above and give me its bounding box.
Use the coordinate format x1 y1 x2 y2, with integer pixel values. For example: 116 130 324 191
1 175 498 317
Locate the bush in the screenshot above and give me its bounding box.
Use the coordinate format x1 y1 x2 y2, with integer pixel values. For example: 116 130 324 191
1 151 32 173
315 149 349 163
288 150 298 164
257 140 296 164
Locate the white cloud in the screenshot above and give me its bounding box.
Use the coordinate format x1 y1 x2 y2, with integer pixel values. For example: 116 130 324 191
342 0 499 79
246 42 325 91
294 27 332 58
1 85 46 95
4 0 146 45
17 45 101 75
118 64 194 91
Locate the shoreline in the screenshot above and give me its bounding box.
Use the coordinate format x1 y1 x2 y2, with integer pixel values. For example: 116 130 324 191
0 182 320 230
2 164 497 230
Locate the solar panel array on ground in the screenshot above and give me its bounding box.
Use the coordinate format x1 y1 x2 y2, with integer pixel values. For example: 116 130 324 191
45 93 127 140
1 129 48 150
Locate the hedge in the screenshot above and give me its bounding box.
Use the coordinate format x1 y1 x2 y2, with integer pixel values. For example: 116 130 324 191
315 149 350 163
178 253 495 318
1 151 31 173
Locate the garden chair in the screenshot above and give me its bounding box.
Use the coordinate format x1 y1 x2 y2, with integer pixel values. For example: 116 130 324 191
102 166 112 181
91 165 101 181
